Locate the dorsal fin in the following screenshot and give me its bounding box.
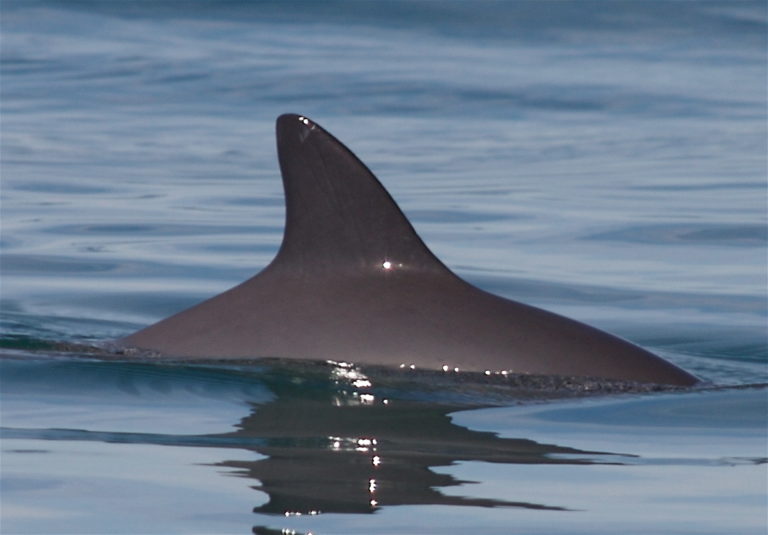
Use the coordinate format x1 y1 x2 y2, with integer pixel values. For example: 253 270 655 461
273 114 448 274
120 113 698 386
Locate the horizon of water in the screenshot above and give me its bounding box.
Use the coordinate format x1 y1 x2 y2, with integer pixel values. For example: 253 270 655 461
1 1 766 534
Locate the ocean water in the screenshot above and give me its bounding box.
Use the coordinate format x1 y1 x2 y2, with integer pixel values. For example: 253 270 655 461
1 1 766 534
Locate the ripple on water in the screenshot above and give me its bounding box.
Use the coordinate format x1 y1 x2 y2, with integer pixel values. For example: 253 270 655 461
585 223 768 247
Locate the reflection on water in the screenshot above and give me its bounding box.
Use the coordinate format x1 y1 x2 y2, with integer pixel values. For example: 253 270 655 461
212 361 624 527
2 355 765 535
0 356 631 533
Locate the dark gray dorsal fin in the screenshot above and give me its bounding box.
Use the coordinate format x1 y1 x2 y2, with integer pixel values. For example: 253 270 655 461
274 113 448 274
119 113 698 386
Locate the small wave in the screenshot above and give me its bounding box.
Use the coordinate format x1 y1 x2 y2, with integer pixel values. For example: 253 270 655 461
586 223 767 247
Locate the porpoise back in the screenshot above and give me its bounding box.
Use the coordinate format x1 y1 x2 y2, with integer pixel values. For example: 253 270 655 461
121 114 698 386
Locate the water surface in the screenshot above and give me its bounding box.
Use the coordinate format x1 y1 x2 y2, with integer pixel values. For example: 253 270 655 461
1 1 766 533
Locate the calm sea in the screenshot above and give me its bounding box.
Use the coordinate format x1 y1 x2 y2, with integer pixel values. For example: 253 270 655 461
1 1 766 534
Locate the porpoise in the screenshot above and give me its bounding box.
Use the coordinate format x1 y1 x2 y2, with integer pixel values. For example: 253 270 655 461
121 114 698 386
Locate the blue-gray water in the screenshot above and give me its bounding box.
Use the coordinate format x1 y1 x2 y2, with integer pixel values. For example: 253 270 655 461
1 1 766 534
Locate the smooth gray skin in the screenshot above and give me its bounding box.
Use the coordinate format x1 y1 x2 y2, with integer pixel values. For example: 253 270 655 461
121 114 698 386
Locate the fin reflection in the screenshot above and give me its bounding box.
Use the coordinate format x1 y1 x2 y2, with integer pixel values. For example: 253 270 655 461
206 362 626 532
